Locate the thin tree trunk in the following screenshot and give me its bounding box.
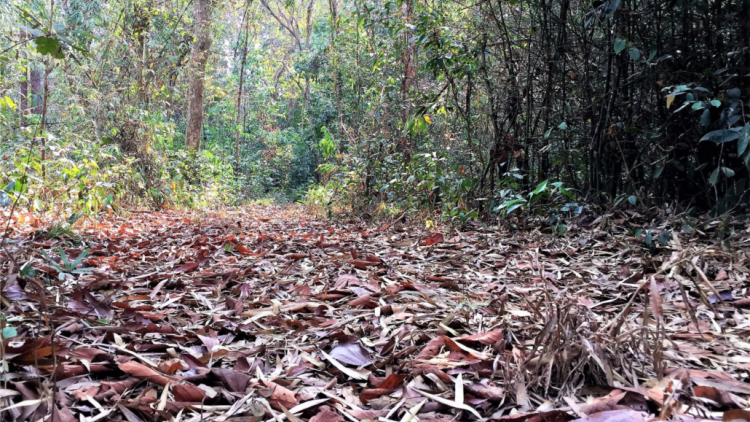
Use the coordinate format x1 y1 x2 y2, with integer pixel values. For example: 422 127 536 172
400 0 415 159
18 32 27 126
328 0 343 141
40 61 53 183
186 0 211 151
30 65 43 115
236 0 253 175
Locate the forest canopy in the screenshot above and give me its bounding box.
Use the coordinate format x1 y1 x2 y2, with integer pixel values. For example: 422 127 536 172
1 0 749 220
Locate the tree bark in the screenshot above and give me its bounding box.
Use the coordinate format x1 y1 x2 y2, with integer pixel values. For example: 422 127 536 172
186 0 211 151
400 0 415 159
18 36 28 125
30 65 44 115
236 0 252 174
328 0 343 141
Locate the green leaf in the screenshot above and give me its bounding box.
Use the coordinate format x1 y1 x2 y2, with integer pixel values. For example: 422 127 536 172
557 122 567 130
700 109 711 127
709 167 720 185
1 326 17 340
658 231 672 245
544 128 553 138
532 180 549 196
71 248 90 268
700 129 740 144
654 164 664 179
628 48 640 61
738 124 750 156
710 99 722 107
0 96 17 110
614 38 627 54
628 195 636 205
505 203 524 215
34 36 64 59
691 101 704 111
721 167 735 178
57 247 70 270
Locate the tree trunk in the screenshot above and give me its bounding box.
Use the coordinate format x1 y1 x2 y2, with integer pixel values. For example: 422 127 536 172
186 0 211 151
30 65 44 115
236 0 252 175
18 37 27 125
400 0 415 159
329 0 343 142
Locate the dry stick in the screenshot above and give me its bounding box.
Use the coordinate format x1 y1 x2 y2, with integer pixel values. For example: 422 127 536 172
49 319 76 417
613 134 644 205
642 288 650 358
602 255 695 336
683 263 719 318
673 272 705 340
691 262 723 303
605 283 642 337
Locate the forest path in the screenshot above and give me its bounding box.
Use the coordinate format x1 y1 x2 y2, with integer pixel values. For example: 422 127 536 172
2 206 749 421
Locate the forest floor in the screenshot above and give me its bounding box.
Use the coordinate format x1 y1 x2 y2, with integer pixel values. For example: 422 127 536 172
1 206 750 422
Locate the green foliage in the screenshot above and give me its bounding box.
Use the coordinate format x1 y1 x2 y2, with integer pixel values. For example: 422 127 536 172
41 246 94 281
1 326 18 340
147 150 238 207
318 126 337 159
2 0 750 220
632 227 672 252
493 178 575 232
45 222 81 243
34 36 64 58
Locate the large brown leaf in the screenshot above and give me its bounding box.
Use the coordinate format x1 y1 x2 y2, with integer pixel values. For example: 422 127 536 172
212 368 251 392
172 383 206 402
118 361 173 387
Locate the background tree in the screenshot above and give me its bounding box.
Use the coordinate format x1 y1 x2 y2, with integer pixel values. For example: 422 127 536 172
186 0 212 151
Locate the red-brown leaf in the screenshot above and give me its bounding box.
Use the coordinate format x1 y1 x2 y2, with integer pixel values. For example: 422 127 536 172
175 262 199 273
649 277 663 322
212 368 251 392
350 260 379 269
723 409 750 421
360 388 395 404
694 385 739 409
173 383 206 402
460 329 506 345
118 361 172 387
421 233 444 246
181 353 208 369
415 337 444 360
260 380 297 410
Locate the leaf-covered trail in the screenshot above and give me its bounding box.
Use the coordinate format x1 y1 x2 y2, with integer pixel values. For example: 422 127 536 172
2 206 750 421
